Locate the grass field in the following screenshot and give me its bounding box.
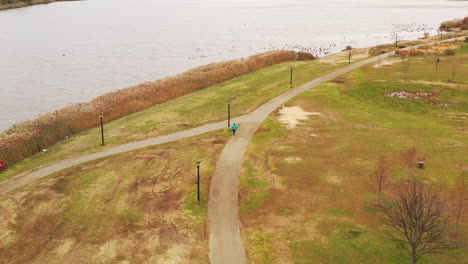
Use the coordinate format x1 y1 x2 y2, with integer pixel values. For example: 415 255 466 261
239 42 468 264
0 131 227 263
1 35 466 263
0 58 345 183
0 52 349 263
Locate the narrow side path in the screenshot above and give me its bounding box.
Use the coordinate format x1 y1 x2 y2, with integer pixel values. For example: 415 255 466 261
206 36 465 264
0 116 247 196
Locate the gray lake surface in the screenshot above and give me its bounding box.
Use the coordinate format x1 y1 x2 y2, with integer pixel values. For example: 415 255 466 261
0 0 467 132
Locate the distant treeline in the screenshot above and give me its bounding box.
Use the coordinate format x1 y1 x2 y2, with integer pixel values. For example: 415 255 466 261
0 51 315 167
0 0 74 10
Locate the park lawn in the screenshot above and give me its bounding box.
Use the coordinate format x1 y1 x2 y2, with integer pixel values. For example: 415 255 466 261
239 43 468 264
0 58 346 183
0 130 227 264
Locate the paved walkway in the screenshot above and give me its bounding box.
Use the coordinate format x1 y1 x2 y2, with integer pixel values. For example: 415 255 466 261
0 36 463 263
206 36 465 264
0 116 247 196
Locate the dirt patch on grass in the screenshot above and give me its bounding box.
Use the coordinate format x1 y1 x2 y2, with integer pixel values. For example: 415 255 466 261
372 57 399 68
283 157 303 164
386 90 435 100
385 90 454 106
384 79 468 90
277 106 321 129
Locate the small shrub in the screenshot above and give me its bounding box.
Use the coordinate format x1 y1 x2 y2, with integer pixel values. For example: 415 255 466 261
444 49 455 56
296 52 316 61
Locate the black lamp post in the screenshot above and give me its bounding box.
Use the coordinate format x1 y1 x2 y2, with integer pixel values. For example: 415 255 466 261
290 65 293 87
346 46 352 64
197 161 201 202
348 49 351 64
227 100 231 128
100 113 105 146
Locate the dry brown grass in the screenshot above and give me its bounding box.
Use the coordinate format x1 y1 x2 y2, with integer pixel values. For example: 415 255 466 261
0 51 314 167
395 42 463 56
0 132 225 263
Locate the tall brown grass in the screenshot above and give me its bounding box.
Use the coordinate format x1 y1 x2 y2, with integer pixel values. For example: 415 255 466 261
0 51 315 167
395 42 463 56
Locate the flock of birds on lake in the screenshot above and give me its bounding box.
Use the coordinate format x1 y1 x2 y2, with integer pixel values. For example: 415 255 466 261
187 23 437 61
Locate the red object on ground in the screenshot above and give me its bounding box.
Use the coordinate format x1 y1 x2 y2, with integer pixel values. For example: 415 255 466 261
0 161 7 171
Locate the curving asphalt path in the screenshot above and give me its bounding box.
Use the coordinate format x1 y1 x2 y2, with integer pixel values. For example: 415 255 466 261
206 36 465 264
0 116 248 196
0 36 464 263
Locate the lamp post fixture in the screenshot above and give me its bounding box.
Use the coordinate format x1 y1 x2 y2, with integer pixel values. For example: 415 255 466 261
346 46 352 65
100 113 105 146
227 100 231 128
348 49 351 64
197 161 201 202
290 65 293 88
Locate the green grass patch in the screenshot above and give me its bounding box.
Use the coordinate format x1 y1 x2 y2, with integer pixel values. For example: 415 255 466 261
184 187 207 218
120 208 143 222
240 163 269 189
241 189 271 212
245 227 274 264
456 43 468 53
252 118 288 144
277 206 295 216
326 207 349 217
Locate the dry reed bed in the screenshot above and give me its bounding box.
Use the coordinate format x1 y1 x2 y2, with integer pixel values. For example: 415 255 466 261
0 51 314 167
395 42 463 56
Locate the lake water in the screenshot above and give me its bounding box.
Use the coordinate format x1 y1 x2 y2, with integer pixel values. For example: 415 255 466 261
0 0 467 132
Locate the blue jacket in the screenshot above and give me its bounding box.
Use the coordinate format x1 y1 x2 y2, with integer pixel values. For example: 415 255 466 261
231 124 238 131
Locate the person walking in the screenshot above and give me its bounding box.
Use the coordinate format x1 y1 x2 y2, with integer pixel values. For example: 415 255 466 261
231 123 238 136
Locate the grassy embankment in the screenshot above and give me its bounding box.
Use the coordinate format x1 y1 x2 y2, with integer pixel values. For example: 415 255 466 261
239 42 468 263
0 56 344 183
0 0 75 10
2 31 465 184
0 32 465 263
0 51 308 168
0 54 346 263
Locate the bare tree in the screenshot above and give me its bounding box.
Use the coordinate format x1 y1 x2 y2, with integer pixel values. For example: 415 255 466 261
400 146 417 177
371 155 390 200
383 180 462 264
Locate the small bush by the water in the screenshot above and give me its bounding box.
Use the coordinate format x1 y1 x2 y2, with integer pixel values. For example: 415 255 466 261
444 49 455 56
439 17 468 31
0 50 315 167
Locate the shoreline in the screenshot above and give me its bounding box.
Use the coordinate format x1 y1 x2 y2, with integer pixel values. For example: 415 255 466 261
0 29 466 167
0 0 79 11
2 30 466 134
